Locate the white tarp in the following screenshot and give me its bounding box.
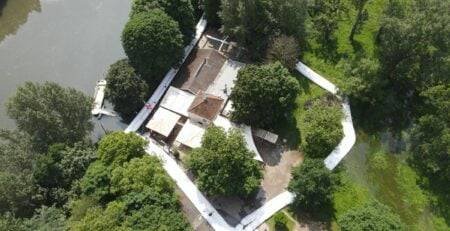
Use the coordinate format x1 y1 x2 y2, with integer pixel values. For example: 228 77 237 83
146 107 181 137
175 119 205 148
160 87 196 117
207 60 244 100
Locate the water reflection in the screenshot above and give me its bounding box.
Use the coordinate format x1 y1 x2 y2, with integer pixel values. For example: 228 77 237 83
0 0 41 42
0 0 130 133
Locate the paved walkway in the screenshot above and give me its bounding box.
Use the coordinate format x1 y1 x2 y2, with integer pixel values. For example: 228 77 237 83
295 62 356 170
125 16 208 133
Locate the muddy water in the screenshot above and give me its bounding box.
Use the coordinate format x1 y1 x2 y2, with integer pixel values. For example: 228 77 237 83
0 0 131 138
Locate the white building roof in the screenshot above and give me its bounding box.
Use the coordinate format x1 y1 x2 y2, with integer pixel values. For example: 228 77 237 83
146 107 181 137
175 119 206 148
160 86 196 117
213 115 263 162
206 60 244 100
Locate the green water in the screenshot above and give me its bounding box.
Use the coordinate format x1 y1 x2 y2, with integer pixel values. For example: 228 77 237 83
341 131 447 230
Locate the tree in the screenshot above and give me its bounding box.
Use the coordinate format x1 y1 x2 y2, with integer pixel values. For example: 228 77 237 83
307 0 344 43
409 85 449 188
188 126 262 197
79 161 112 202
25 206 66 231
125 205 191 231
122 9 183 85
0 131 39 217
301 98 343 158
220 0 307 60
105 59 149 121
349 0 369 42
204 0 221 27
371 0 449 130
266 35 300 71
221 0 274 60
131 0 195 44
337 200 404 231
97 132 147 167
6 82 93 151
288 159 338 213
230 62 300 129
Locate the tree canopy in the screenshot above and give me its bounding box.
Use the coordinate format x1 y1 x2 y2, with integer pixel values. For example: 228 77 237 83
288 158 338 213
220 0 307 60
188 126 262 197
338 200 404 231
97 132 147 167
301 98 343 158
6 82 93 151
122 9 183 85
105 59 149 121
131 0 195 44
230 62 300 129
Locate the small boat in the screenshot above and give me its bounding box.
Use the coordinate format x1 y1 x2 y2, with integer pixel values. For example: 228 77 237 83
91 80 107 116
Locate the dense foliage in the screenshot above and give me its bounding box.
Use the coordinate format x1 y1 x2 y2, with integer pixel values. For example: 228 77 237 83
6 82 93 151
131 0 195 44
188 126 262 197
301 98 343 158
409 85 449 194
70 132 190 230
266 35 300 71
221 0 307 60
344 0 449 131
204 0 221 26
288 159 338 213
230 62 300 129
105 59 149 121
122 9 183 85
338 200 404 231
307 0 345 43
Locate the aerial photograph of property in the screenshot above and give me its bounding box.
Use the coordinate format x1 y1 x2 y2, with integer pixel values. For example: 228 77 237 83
0 0 448 230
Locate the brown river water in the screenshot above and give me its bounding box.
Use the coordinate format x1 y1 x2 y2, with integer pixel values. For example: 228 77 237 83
0 0 131 138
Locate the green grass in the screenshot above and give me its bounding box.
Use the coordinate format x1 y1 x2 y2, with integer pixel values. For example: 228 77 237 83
267 210 296 231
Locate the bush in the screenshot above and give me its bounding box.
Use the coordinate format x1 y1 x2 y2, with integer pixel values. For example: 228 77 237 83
301 98 343 158
273 212 289 231
266 35 300 71
122 9 183 85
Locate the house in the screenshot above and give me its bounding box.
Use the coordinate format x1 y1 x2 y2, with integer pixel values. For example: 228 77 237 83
188 91 224 125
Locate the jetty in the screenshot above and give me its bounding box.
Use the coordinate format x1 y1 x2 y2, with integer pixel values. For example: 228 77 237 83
91 79 115 117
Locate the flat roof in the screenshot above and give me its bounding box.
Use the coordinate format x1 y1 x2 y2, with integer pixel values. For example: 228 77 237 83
146 107 181 137
206 60 244 100
160 86 195 117
175 119 205 148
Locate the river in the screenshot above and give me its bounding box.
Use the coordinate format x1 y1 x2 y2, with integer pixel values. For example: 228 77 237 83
0 0 131 138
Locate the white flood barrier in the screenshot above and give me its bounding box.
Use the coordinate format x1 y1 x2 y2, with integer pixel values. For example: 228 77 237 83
125 16 208 133
295 61 356 170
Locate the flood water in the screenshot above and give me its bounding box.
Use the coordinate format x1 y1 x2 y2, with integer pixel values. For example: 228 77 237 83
0 0 131 138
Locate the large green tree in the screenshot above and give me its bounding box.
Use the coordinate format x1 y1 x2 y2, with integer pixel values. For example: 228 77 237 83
301 98 343 158
122 9 183 85
131 0 195 44
97 132 147 167
288 159 338 213
6 82 93 151
230 62 300 129
337 200 404 231
220 0 307 60
105 59 149 121
409 85 449 189
188 126 262 197
0 131 39 217
307 0 344 43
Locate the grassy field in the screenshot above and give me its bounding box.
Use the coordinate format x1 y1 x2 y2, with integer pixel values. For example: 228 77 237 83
284 0 449 230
